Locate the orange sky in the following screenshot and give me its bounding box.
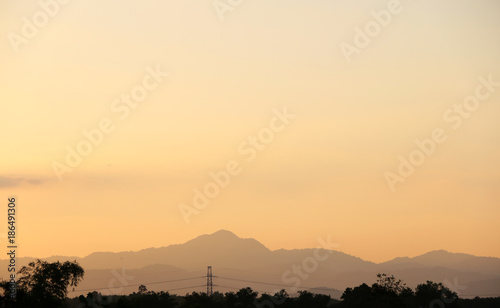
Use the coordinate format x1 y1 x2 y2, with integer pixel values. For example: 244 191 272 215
1 0 500 263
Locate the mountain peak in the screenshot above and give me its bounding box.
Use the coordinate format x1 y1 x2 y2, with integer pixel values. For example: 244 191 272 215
417 250 472 259
183 230 271 255
210 229 239 238
423 249 450 255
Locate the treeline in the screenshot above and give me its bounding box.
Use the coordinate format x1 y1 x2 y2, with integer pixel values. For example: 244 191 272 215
1 260 499 308
69 274 500 308
66 275 500 308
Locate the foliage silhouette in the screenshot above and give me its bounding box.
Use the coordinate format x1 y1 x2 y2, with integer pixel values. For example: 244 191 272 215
2 270 499 308
0 259 84 308
62 283 500 308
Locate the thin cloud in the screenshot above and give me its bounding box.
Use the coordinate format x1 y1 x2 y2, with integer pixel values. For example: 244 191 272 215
0 176 43 188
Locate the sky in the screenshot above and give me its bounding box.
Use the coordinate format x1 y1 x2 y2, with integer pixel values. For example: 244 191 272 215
1 0 500 263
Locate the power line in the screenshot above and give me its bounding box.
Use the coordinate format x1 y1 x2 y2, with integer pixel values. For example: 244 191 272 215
218 276 288 288
217 285 269 294
168 285 207 292
217 276 338 292
69 276 205 293
207 266 213 296
68 269 500 299
71 274 336 295
77 268 197 283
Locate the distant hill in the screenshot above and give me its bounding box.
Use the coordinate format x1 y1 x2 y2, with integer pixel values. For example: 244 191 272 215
380 250 500 276
1 230 499 299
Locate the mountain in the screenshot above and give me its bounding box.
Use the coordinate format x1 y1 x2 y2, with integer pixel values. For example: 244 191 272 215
381 250 500 275
79 229 273 270
1 230 499 299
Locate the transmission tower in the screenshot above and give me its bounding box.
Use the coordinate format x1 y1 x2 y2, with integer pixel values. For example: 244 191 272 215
207 266 213 296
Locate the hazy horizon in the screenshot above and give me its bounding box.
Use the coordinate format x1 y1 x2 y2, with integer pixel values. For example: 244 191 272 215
1 229 497 264
1 228 499 300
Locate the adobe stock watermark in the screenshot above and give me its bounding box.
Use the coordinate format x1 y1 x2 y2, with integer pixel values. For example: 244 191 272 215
427 277 467 308
213 0 244 21
179 107 296 223
254 236 339 308
443 277 467 297
108 268 136 294
282 236 339 293
77 293 112 308
51 65 169 182
340 0 412 64
76 267 135 308
7 0 73 53
385 74 499 192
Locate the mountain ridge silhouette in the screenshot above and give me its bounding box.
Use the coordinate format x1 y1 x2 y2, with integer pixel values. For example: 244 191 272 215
1 230 499 298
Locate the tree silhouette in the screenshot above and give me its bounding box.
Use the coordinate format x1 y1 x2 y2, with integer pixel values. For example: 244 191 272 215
235 287 258 307
59 283 500 308
340 274 414 308
340 283 373 307
0 259 84 308
415 280 458 307
373 273 413 296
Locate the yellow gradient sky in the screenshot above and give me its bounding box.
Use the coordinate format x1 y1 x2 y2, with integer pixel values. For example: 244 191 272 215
1 0 500 263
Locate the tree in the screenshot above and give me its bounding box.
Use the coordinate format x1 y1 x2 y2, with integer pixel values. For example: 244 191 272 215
3 259 84 307
373 273 413 297
273 289 289 305
373 273 412 296
415 280 458 307
340 274 413 308
340 283 373 308
235 287 258 307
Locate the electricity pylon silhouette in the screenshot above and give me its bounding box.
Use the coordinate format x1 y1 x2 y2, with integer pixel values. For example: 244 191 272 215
207 266 213 296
